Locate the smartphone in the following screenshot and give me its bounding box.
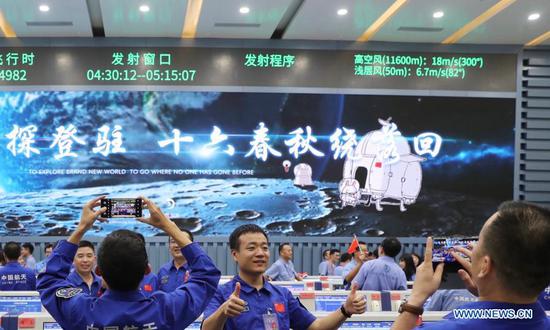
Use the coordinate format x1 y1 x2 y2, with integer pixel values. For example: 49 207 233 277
100 198 143 218
432 237 478 263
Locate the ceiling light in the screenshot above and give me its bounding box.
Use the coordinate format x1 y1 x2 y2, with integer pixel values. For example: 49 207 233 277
337 8 348 16
39 5 50 12
528 13 540 21
433 11 444 18
239 6 250 14
139 5 150 13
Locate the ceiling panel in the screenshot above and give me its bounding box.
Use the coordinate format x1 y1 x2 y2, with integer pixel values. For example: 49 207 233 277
372 0 500 43
284 0 395 40
0 0 92 37
460 0 550 44
100 0 188 37
196 0 293 39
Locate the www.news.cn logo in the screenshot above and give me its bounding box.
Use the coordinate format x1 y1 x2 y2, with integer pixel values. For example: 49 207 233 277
453 309 533 320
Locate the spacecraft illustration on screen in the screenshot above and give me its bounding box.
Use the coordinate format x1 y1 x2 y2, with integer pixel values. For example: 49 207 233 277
339 118 425 212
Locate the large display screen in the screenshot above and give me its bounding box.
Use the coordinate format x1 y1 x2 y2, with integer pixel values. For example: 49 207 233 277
0 91 514 236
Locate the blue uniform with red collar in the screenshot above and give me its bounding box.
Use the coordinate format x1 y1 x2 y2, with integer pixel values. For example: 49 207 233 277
203 275 317 330
0 261 36 290
140 272 158 297
156 260 190 292
66 270 102 297
416 301 549 330
37 240 221 330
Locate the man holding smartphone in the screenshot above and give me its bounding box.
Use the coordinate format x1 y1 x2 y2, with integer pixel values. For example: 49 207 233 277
391 201 550 330
37 196 221 330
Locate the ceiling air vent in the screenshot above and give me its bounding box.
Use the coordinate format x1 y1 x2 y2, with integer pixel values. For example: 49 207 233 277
398 26 443 32
26 21 74 27
214 23 261 28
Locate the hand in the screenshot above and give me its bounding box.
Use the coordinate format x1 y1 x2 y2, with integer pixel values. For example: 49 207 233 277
137 197 172 231
78 196 107 232
343 284 367 315
221 282 247 318
408 237 444 306
452 245 479 296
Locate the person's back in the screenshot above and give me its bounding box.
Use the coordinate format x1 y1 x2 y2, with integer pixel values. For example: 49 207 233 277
38 197 221 329
353 238 407 291
0 242 36 291
424 289 478 311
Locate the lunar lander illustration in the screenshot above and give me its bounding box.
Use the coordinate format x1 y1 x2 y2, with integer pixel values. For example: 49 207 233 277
339 118 425 212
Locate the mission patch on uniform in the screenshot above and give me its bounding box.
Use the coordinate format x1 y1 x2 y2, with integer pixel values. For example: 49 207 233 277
56 287 83 299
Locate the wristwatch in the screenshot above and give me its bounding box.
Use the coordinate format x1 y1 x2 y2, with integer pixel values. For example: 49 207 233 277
398 301 424 316
340 305 352 318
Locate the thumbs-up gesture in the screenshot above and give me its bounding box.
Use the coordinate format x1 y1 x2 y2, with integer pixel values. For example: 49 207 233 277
343 284 367 315
221 282 247 317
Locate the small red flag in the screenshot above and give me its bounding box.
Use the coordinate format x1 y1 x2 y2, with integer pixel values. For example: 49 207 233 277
144 284 153 292
348 236 359 254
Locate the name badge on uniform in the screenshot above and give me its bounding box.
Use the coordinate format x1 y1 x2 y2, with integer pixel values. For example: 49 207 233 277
262 313 279 330
161 275 169 284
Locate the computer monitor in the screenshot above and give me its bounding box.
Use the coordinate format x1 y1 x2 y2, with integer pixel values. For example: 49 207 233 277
271 281 306 293
43 322 63 330
315 294 348 312
0 292 42 313
339 321 393 329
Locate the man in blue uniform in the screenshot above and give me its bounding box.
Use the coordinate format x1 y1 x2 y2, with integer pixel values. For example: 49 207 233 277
202 224 367 330
353 237 407 291
66 240 102 296
0 242 36 290
391 201 550 330
35 243 54 274
265 243 302 281
21 243 37 271
342 241 368 289
157 229 194 292
37 196 221 330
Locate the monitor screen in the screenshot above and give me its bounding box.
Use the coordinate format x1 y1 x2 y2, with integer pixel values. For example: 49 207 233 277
277 283 305 293
315 295 348 312
0 295 42 313
339 321 393 329
43 322 63 330
0 91 514 237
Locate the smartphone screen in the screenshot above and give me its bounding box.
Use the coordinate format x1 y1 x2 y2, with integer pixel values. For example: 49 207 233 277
101 198 143 218
432 237 478 263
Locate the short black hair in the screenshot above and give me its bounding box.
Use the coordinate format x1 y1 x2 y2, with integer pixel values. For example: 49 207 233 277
483 201 550 297
78 240 95 252
322 249 330 258
381 238 401 258
229 224 268 250
4 242 21 261
98 230 147 291
44 243 53 252
340 252 352 263
279 243 291 255
329 249 340 255
22 243 34 254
